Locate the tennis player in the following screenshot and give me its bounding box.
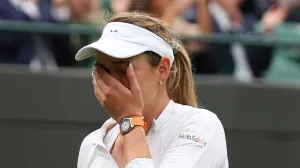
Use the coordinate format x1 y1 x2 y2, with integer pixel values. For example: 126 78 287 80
75 12 228 168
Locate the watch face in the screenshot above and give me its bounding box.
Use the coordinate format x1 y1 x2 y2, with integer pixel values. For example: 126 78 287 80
121 120 131 132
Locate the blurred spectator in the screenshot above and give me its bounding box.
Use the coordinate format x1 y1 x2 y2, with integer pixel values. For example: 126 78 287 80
34 0 104 69
209 0 274 80
144 0 219 74
262 0 300 33
0 0 38 65
68 0 104 68
30 0 71 71
161 0 211 36
0 0 104 70
2 0 298 80
0 0 73 69
102 0 218 73
208 0 251 80
261 0 300 82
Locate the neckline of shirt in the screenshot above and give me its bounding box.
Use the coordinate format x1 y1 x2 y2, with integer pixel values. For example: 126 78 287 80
150 99 175 133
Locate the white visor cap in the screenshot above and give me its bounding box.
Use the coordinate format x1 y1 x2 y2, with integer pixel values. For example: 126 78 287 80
75 22 174 65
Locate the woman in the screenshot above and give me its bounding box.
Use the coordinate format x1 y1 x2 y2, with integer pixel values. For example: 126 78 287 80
75 12 228 168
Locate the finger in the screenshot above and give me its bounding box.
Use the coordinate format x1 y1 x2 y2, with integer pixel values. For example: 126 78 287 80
94 70 119 101
97 67 126 90
93 70 110 91
92 73 105 101
126 62 141 96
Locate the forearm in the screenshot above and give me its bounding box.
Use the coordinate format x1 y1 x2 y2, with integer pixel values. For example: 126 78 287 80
198 1 212 33
123 126 151 165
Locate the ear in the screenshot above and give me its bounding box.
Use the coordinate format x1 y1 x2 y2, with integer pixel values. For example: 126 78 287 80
158 57 171 82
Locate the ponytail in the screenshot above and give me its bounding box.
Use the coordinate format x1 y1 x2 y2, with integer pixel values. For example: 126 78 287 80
167 42 198 107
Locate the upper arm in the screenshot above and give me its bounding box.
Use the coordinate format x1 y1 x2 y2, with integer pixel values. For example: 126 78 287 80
159 112 228 168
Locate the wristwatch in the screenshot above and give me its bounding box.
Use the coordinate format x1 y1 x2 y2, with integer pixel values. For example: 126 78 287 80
120 117 147 135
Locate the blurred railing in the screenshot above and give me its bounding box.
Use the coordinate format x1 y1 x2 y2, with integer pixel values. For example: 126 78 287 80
2 19 300 83
1 20 300 46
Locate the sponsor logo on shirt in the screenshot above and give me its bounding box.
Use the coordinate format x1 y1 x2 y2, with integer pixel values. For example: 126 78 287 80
178 134 207 147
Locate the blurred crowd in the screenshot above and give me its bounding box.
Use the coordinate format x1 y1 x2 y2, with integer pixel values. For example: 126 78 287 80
0 0 300 81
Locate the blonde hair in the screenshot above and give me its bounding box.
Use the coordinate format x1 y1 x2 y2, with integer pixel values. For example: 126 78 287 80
109 12 198 107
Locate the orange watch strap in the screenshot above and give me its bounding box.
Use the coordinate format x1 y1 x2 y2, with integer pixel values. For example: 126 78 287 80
131 117 147 131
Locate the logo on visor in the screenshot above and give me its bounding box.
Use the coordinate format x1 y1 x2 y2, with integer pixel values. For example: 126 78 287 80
103 29 119 36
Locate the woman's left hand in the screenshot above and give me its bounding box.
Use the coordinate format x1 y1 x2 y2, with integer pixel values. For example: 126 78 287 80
92 63 143 123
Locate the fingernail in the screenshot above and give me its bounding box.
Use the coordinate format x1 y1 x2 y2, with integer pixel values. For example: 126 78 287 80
92 73 95 80
129 62 133 71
